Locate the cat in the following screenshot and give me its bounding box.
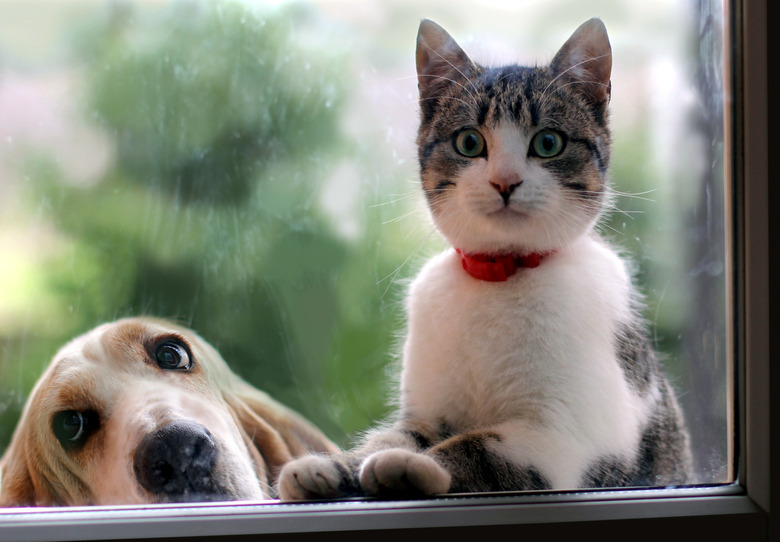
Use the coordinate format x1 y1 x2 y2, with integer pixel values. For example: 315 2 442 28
276 17 692 499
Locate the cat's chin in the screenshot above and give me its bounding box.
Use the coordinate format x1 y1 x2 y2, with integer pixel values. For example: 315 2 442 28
441 235 563 257
439 219 590 255
433 198 597 255
486 206 533 222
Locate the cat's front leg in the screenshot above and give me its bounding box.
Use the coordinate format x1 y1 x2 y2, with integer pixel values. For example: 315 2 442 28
429 429 552 492
276 422 435 500
359 448 451 496
276 454 360 501
357 429 552 496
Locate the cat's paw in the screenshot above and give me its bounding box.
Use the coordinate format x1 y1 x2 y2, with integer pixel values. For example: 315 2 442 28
276 455 345 501
359 448 451 497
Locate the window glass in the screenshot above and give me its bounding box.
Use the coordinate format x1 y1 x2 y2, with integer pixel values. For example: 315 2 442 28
0 0 729 503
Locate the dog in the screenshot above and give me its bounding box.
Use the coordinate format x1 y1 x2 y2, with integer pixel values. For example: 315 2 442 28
0 317 338 506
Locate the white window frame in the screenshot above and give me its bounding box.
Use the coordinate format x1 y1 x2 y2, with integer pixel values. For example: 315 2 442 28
0 0 771 539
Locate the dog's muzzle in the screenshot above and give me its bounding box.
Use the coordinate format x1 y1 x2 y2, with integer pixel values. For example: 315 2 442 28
133 421 230 502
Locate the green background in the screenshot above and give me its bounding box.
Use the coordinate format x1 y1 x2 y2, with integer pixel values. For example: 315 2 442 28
0 0 727 484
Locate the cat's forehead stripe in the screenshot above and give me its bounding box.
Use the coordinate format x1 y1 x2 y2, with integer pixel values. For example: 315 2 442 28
466 67 547 129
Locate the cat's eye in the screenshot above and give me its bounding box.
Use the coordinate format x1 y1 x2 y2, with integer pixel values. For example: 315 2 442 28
530 129 566 158
454 129 486 158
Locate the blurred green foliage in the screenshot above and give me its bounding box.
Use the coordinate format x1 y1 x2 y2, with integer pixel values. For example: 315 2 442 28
0 0 410 449
0 1 727 485
86 1 344 205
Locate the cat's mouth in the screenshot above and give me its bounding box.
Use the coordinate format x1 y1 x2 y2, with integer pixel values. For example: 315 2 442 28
464 192 539 224
486 204 532 220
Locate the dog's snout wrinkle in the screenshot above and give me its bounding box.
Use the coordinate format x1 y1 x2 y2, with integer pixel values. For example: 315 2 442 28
133 421 226 501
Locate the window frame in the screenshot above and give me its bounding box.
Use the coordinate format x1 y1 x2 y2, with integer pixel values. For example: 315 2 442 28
0 0 772 539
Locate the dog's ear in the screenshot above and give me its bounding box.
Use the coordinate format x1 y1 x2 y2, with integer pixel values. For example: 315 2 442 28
225 382 339 477
0 457 35 507
0 429 48 507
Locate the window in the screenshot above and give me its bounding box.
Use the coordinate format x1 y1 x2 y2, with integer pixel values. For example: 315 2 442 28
0 0 771 539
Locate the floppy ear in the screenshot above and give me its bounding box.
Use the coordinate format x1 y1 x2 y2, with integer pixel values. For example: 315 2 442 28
224 382 339 477
0 425 51 507
0 455 35 507
1 383 88 507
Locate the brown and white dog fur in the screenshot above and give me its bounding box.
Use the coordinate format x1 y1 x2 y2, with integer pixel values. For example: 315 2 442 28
0 317 338 506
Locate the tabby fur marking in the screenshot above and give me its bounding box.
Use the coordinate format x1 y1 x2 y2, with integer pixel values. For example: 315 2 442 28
277 17 692 500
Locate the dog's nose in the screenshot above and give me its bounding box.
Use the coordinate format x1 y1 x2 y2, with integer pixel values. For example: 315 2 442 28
133 421 223 500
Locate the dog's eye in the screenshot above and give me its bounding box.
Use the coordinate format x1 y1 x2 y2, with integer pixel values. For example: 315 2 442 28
155 341 192 370
53 410 97 449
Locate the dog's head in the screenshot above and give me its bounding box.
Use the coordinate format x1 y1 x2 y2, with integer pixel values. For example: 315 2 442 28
0 317 338 506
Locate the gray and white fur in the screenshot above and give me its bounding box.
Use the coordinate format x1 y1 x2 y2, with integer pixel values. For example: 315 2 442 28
277 18 692 499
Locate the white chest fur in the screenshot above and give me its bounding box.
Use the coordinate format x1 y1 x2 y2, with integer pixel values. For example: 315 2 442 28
400 235 644 466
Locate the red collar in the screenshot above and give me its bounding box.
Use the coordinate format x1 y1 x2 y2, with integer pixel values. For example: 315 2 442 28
455 249 553 282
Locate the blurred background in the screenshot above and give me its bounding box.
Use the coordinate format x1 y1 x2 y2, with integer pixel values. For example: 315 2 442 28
0 0 727 490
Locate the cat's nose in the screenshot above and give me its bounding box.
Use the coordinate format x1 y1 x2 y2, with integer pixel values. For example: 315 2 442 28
490 179 522 205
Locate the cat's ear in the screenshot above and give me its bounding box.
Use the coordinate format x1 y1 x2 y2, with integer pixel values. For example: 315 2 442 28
416 19 479 101
550 18 612 105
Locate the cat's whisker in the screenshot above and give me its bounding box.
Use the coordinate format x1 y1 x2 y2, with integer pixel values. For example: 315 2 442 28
602 198 646 218
402 219 433 244
377 224 441 299
607 208 645 216
545 208 579 248
427 202 473 245
606 188 657 202
598 221 627 237
382 208 421 225
605 208 640 222
555 190 628 220
448 211 476 249
370 191 419 208
598 187 656 222
376 192 465 289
